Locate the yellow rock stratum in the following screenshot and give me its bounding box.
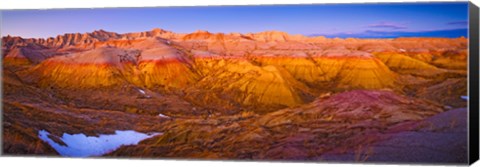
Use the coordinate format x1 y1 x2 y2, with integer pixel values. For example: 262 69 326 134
309 56 398 90
374 52 444 77
20 46 199 90
249 55 327 85
20 48 138 88
3 29 467 112
187 57 313 111
137 46 199 90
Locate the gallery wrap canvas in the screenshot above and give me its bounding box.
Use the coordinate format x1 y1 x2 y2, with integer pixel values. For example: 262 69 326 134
1 1 479 165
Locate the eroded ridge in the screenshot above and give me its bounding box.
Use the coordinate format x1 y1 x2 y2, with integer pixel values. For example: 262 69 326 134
2 29 468 162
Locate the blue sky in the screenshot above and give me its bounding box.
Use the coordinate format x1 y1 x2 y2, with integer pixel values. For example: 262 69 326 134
1 2 469 38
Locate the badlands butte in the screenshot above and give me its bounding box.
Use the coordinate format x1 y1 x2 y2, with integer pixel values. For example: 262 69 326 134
2 28 468 162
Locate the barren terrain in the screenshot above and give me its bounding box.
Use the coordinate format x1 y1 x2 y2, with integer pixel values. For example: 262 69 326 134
2 29 468 163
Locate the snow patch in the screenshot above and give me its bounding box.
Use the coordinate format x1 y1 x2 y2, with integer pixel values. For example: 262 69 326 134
38 130 161 157
158 113 170 118
138 89 146 95
137 88 151 98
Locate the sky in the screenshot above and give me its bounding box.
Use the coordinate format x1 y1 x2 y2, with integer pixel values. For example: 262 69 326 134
1 2 469 38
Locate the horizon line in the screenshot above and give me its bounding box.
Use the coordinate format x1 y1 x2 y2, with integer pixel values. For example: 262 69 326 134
1 27 469 40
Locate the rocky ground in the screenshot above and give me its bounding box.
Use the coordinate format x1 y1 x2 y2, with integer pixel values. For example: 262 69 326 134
1 29 469 164
319 108 468 164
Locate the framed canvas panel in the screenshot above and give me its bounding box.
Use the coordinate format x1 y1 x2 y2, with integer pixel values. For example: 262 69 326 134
1 0 479 165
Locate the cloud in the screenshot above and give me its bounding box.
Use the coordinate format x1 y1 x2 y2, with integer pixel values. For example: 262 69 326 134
447 20 468 26
368 22 407 30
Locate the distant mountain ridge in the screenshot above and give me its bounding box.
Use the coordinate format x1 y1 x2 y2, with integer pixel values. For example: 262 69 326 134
309 28 468 39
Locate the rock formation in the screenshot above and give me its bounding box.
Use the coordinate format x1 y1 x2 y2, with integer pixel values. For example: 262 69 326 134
2 28 468 162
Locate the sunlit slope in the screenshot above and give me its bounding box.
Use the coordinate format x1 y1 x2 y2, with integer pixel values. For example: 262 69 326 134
19 48 138 88
373 52 446 77
19 46 199 90
249 55 327 85
250 54 399 90
187 57 313 110
4 29 468 112
136 46 199 90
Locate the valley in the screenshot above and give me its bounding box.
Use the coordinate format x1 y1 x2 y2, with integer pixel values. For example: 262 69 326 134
2 28 468 163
